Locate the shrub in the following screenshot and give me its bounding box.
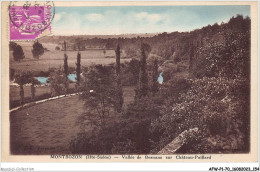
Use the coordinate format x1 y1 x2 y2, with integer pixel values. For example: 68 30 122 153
150 77 249 153
124 95 163 119
159 76 192 103
49 69 69 96
70 117 153 154
193 31 250 79
55 46 60 50
70 92 164 154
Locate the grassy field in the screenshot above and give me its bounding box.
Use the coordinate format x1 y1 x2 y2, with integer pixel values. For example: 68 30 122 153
10 86 135 154
10 42 130 72
10 95 84 154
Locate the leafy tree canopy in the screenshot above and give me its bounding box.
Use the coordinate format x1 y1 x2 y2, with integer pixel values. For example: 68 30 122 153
32 40 44 59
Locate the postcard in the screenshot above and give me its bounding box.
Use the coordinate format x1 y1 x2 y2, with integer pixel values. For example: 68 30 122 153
1 1 258 163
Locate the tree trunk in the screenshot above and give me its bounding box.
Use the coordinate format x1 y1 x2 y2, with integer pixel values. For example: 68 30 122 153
31 82 35 101
19 84 24 106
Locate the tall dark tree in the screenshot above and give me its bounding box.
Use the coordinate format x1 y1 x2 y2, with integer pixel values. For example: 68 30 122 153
13 44 25 62
32 40 44 60
115 44 123 112
63 40 67 51
76 52 81 89
137 43 149 97
63 41 69 93
64 54 69 76
151 59 159 93
115 44 121 75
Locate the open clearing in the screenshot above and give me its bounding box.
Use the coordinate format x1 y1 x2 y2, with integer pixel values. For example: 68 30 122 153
10 42 130 72
10 86 135 154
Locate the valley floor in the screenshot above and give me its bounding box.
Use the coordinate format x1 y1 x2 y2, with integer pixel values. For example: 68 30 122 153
10 86 135 155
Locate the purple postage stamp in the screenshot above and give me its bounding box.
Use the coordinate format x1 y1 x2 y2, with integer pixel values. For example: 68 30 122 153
9 1 55 40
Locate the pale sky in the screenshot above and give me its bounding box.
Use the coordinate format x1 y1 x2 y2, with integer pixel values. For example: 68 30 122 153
52 6 250 35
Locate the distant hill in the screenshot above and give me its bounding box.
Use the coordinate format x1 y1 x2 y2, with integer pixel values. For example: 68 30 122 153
39 33 158 44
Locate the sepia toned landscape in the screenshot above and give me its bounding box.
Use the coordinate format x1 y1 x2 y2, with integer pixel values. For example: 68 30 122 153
9 5 251 155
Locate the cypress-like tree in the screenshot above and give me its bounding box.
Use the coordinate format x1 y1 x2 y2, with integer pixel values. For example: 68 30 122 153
64 55 69 77
115 44 121 76
76 52 81 89
137 43 149 97
115 44 123 112
63 40 67 51
63 41 69 93
151 59 159 93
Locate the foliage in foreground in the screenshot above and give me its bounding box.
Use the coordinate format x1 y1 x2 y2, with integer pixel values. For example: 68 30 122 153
70 95 163 154
150 77 249 153
150 16 250 154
